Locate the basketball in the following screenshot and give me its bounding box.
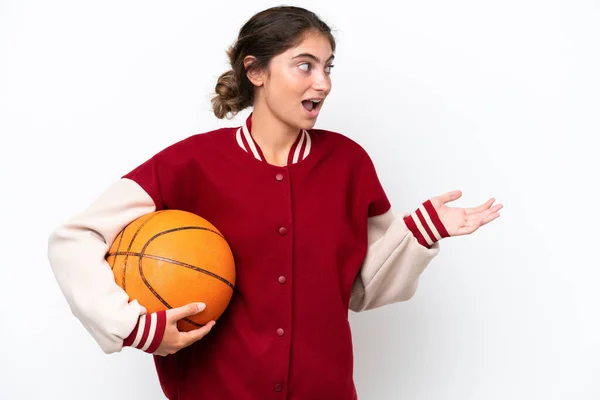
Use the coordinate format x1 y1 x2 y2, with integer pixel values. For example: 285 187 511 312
105 210 236 332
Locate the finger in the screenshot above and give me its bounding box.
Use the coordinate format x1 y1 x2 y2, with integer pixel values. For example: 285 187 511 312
180 321 216 347
167 302 206 322
469 203 503 220
440 190 462 204
464 212 501 233
465 198 495 215
481 212 501 225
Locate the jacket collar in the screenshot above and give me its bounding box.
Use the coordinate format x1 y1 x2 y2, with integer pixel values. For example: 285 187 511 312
235 113 311 165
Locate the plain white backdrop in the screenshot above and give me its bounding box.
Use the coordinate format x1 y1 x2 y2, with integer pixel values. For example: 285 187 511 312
1 0 598 398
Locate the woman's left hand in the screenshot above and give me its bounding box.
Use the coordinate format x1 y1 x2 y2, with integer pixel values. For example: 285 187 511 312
430 190 502 237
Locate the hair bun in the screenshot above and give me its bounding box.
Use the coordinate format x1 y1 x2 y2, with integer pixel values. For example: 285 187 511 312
211 70 242 119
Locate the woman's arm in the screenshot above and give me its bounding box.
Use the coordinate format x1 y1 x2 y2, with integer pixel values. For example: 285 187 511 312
349 200 445 312
47 178 159 353
350 190 501 312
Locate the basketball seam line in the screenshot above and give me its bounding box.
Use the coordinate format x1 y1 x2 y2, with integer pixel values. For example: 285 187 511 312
122 211 165 291
107 251 235 290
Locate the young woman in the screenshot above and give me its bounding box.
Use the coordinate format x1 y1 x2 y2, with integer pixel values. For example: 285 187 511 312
47 6 502 400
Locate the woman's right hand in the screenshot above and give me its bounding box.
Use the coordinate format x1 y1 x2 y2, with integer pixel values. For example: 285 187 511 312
153 302 216 357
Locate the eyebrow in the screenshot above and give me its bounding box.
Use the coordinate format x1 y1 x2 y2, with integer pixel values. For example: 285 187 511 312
291 53 335 63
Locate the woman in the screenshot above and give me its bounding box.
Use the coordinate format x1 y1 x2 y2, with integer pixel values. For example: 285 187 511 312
47 6 502 400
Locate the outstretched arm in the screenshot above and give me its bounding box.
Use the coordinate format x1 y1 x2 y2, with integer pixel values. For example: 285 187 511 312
350 192 502 312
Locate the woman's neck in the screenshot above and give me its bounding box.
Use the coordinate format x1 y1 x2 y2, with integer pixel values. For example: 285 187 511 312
250 102 300 167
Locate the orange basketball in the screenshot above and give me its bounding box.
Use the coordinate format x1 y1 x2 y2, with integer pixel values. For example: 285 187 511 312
105 210 236 332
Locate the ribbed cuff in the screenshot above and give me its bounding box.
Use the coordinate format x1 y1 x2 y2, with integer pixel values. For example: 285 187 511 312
403 199 450 248
123 310 167 354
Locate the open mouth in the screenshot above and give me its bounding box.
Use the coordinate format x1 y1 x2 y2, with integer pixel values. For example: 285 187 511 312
302 99 323 114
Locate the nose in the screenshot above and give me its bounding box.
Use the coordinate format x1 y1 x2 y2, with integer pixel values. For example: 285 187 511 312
312 71 331 95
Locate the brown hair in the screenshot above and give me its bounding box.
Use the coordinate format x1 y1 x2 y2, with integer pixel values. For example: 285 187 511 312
211 6 336 119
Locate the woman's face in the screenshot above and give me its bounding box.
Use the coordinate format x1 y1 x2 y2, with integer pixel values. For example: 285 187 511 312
249 31 334 131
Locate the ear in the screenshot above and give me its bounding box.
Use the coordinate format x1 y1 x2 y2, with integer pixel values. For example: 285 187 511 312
244 55 265 87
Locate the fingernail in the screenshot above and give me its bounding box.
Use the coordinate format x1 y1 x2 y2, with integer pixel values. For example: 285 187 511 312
197 303 206 311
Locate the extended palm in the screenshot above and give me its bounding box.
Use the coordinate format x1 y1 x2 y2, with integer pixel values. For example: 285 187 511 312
430 190 502 237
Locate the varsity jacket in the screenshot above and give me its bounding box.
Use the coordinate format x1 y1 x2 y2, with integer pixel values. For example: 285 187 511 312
47 113 448 399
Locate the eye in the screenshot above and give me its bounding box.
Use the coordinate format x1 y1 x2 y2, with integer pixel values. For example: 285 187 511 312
298 63 311 72
325 64 335 74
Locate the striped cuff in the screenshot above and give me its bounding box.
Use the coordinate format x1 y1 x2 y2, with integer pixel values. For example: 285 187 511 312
404 200 450 248
123 311 167 354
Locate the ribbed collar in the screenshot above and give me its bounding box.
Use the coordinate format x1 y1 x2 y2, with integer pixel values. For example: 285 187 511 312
235 113 312 166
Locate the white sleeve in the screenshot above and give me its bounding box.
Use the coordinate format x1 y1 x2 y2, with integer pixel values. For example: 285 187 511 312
47 178 156 353
349 209 441 312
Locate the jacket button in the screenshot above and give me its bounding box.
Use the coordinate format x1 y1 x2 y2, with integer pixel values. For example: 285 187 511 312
274 383 283 392
275 173 284 181
276 328 285 337
278 227 288 236
278 276 287 284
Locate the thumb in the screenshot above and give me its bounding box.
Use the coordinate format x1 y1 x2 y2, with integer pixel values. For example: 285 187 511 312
440 190 462 204
168 302 206 322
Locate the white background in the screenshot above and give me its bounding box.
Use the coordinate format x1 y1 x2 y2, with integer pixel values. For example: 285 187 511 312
1 0 598 399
